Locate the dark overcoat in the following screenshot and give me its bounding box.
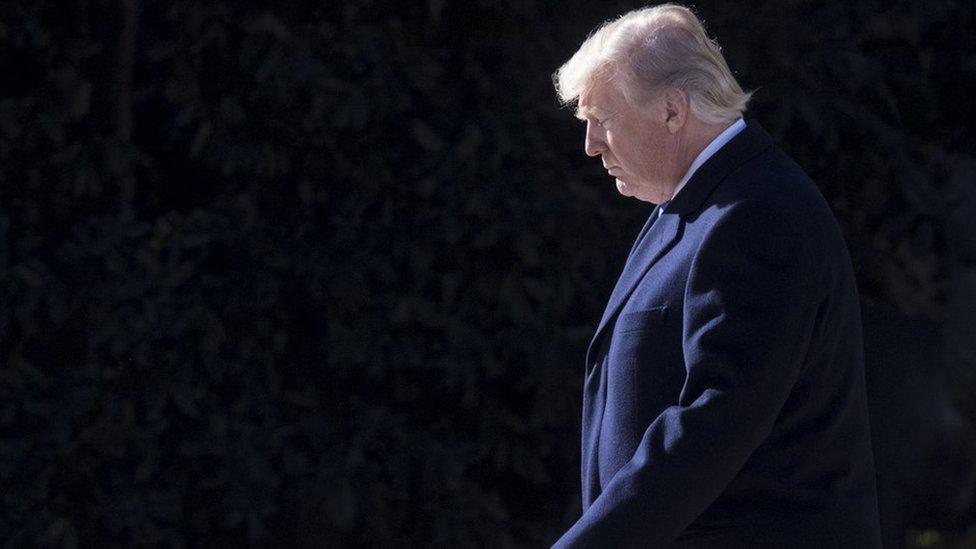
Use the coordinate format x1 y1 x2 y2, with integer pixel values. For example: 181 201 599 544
553 120 883 548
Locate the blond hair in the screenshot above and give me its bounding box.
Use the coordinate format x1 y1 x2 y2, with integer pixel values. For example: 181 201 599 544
553 4 751 125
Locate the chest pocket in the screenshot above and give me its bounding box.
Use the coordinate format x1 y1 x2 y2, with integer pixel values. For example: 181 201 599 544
608 304 683 416
607 305 673 374
616 305 668 334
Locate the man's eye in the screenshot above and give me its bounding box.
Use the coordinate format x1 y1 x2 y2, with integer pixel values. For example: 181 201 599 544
597 117 611 126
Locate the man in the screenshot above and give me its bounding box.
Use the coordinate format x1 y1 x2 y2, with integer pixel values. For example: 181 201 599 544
551 5 882 548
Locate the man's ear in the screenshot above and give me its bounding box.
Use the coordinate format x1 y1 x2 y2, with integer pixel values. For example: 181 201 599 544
663 88 688 134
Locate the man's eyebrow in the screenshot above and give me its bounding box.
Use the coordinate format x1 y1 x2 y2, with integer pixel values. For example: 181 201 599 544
575 106 594 120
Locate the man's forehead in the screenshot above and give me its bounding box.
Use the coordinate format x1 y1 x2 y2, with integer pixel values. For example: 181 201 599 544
575 91 601 119
576 83 615 119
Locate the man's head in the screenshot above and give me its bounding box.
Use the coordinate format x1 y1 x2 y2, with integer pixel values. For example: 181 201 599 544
554 4 751 203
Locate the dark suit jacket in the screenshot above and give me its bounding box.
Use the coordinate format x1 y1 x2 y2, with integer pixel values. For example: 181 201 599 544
553 120 882 548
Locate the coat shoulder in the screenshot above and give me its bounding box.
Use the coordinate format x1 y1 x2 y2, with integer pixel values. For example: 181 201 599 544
694 145 840 241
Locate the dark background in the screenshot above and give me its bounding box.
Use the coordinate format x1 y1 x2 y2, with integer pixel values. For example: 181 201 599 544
2 0 975 547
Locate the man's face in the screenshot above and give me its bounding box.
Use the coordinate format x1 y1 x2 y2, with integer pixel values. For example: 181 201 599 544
577 81 679 203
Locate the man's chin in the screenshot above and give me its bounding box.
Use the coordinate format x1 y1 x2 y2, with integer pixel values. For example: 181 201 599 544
616 178 657 203
615 178 634 197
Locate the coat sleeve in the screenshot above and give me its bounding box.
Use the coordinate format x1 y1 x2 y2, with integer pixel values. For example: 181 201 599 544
553 200 821 548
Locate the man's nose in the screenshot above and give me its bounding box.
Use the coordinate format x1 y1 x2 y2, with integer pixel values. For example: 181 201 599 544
584 124 604 157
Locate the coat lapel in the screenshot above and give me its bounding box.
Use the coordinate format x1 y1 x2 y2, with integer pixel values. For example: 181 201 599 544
586 208 680 366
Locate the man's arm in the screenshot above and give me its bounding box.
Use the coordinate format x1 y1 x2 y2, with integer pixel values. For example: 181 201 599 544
553 199 820 548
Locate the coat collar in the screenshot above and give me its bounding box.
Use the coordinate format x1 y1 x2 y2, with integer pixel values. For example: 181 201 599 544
585 118 775 367
666 118 774 216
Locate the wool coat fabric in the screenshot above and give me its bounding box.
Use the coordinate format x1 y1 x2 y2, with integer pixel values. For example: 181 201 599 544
553 119 882 548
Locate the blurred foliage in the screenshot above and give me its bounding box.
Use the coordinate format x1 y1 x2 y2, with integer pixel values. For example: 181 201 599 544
0 0 973 546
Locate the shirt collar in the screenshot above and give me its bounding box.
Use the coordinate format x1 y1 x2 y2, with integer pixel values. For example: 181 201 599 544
670 117 746 202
